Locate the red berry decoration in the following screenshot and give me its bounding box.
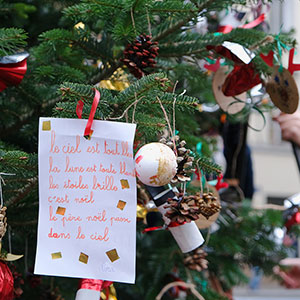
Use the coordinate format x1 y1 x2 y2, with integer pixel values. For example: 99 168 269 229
122 34 159 78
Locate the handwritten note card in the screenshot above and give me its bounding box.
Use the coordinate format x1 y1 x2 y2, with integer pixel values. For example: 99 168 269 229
34 118 136 283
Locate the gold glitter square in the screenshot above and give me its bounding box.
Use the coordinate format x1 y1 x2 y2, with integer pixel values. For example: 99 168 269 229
120 179 130 189
42 121 51 131
106 249 119 263
56 207 66 216
79 252 89 264
117 200 126 210
51 252 62 259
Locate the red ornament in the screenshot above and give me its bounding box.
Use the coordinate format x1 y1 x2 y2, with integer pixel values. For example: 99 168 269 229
0 261 14 300
0 52 29 92
285 211 300 231
215 174 229 191
207 44 261 96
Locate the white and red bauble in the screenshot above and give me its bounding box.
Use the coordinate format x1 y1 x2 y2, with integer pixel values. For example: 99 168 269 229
135 143 177 186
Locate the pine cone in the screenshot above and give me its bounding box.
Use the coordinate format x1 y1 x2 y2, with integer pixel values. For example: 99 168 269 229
0 207 7 241
199 192 221 219
121 34 159 78
164 194 202 224
159 136 195 183
184 248 208 272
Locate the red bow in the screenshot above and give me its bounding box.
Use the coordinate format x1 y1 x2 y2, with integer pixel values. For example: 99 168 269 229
0 52 29 92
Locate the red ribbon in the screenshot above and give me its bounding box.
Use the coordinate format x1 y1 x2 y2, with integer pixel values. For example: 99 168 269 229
288 48 300 75
76 89 100 137
204 58 221 72
218 14 265 34
260 50 274 67
0 57 28 92
285 211 300 231
142 221 186 233
78 279 113 297
215 174 229 191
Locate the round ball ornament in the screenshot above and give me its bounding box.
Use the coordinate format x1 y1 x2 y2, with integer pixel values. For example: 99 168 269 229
135 143 177 186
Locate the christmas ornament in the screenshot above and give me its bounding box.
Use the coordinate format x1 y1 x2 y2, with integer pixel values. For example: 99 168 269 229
0 261 14 300
145 185 204 253
195 186 221 229
207 42 261 96
164 194 203 224
184 248 208 272
199 192 221 219
75 279 112 300
164 192 221 223
261 48 300 113
121 34 158 78
135 143 177 187
266 67 299 114
0 207 7 242
212 66 247 114
0 52 29 92
159 136 195 183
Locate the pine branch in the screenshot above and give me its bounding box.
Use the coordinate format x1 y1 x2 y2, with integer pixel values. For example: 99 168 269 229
153 0 215 42
0 28 27 56
194 154 222 174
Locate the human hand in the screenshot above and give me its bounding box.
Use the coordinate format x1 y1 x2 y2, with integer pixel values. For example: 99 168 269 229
274 111 300 146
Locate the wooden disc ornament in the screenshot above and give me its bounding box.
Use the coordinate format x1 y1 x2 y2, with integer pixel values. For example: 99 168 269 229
212 66 247 114
195 186 221 229
266 66 299 114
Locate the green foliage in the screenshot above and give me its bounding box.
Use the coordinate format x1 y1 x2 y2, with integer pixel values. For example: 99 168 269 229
0 28 27 55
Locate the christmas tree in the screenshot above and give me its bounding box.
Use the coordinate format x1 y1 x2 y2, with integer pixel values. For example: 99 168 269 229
0 0 295 299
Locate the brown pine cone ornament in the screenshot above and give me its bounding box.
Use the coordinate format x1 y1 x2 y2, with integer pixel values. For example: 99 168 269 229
184 248 208 272
164 194 203 224
159 136 195 183
199 192 221 219
121 34 159 78
0 207 7 241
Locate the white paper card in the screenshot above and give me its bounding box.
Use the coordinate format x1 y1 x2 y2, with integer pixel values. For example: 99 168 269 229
35 118 136 283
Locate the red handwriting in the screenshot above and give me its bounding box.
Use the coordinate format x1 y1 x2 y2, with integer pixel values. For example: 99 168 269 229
76 226 86 239
92 175 118 191
49 156 61 173
110 216 131 226
104 141 120 155
49 205 58 221
48 227 71 239
48 194 69 203
61 213 82 227
99 163 117 174
49 175 59 189
119 161 135 177
86 143 100 154
62 135 81 154
65 156 85 173
75 191 95 204
121 141 133 158
86 210 107 222
50 130 60 153
63 175 88 189
90 226 109 241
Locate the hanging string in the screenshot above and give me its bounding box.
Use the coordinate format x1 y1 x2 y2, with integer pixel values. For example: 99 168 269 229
172 80 179 134
109 96 145 121
132 92 138 123
156 96 177 152
8 225 12 253
196 159 204 196
146 7 152 37
130 8 137 36
155 281 205 300
0 172 15 208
